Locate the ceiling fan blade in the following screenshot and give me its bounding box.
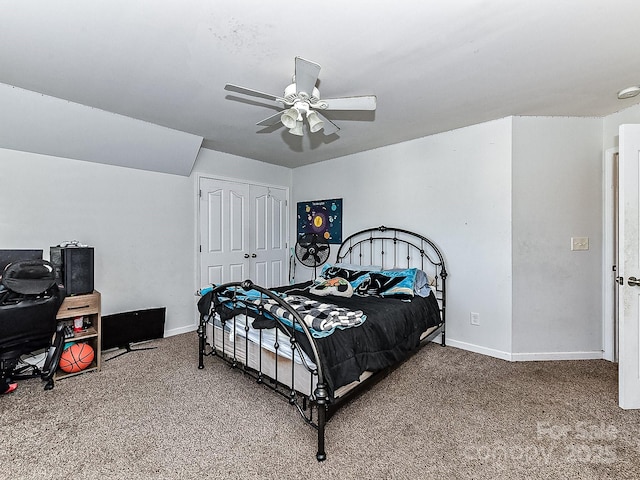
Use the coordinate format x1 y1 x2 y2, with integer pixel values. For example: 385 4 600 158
225 83 282 102
295 57 321 96
321 95 377 111
314 111 340 135
256 112 283 127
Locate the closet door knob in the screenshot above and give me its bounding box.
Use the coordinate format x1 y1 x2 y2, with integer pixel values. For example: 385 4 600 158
244 254 250 258
628 276 640 287
251 253 257 258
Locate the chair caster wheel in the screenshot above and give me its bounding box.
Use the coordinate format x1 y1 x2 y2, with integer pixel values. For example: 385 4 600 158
44 379 54 390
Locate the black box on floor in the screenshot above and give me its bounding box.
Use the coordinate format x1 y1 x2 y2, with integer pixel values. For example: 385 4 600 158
101 307 166 351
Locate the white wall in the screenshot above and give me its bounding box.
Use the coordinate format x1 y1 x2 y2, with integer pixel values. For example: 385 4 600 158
511 117 603 357
292 118 514 357
0 147 196 335
193 148 292 187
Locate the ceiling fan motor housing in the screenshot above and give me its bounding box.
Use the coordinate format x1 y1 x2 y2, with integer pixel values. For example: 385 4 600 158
284 83 321 105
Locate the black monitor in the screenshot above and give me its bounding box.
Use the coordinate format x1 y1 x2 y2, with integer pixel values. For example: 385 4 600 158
0 249 43 275
101 307 166 351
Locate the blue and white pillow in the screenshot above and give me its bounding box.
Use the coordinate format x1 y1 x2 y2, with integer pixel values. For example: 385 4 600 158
385 268 432 297
379 268 418 297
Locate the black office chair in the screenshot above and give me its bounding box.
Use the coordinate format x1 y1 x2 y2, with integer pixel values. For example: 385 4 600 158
0 259 66 392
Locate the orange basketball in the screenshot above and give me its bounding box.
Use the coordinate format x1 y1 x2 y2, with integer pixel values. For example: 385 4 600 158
59 343 95 373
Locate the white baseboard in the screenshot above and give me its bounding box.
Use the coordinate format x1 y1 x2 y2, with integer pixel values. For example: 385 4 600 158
164 326 605 362
430 335 604 362
430 335 512 361
164 322 198 338
510 351 604 361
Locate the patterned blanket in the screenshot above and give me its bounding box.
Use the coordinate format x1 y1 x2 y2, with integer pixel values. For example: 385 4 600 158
249 294 366 338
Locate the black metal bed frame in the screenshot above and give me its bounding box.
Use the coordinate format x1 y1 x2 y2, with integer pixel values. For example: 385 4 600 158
197 226 447 461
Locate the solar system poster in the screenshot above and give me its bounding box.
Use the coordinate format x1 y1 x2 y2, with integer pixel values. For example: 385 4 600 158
297 198 343 244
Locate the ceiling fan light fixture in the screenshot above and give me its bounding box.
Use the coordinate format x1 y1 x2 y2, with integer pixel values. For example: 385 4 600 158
288 120 304 136
307 110 324 133
281 107 300 128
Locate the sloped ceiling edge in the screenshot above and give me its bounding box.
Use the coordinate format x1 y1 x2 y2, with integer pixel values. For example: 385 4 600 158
0 83 202 176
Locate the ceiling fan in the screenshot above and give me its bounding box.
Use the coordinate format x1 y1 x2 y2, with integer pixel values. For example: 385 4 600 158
224 57 376 136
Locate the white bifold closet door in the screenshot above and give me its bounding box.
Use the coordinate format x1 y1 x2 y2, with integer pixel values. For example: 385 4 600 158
199 177 288 289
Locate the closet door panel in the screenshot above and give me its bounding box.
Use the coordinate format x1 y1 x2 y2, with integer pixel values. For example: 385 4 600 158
250 185 288 288
200 178 249 286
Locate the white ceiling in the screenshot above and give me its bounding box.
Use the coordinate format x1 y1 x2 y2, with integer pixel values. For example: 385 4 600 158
1 0 640 170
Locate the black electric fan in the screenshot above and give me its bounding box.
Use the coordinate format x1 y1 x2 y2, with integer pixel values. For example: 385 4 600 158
295 233 330 279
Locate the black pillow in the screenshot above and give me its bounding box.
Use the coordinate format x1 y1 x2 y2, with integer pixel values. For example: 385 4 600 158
321 266 372 283
354 273 405 296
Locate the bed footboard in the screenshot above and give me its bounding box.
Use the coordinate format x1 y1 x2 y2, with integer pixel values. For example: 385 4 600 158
197 280 329 461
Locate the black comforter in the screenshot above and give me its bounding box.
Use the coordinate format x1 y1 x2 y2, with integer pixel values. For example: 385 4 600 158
273 282 442 396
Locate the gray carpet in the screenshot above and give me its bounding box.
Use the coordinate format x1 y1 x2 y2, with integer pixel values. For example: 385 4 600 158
1 332 639 479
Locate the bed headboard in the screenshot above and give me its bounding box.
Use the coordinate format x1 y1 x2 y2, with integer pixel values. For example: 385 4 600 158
335 225 447 301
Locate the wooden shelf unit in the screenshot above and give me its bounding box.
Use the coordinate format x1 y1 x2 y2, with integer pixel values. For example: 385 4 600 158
55 290 101 380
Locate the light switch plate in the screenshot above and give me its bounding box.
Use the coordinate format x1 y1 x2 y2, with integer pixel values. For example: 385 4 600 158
571 237 589 251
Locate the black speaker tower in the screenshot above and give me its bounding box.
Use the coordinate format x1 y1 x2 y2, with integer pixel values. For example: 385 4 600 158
50 246 94 296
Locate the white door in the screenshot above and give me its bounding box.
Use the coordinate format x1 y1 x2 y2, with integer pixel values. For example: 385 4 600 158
617 124 640 409
200 178 250 285
199 178 289 289
250 185 288 288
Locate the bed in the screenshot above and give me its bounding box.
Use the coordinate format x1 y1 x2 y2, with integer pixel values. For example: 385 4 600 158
196 225 447 461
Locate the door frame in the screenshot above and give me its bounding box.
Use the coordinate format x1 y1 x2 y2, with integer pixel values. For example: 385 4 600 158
195 173 291 292
603 147 618 362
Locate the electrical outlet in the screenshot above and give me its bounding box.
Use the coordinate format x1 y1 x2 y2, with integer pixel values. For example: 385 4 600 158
470 312 480 326
571 237 589 251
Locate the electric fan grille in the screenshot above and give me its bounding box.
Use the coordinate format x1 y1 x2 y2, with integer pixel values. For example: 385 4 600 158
295 233 330 275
